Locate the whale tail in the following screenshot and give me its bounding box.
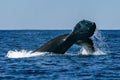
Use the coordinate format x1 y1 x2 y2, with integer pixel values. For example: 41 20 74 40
33 20 96 54
33 34 95 54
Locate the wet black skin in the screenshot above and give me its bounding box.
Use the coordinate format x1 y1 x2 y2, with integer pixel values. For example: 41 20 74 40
33 20 96 54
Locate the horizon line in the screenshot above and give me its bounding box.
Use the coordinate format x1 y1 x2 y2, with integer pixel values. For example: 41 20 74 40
0 29 120 30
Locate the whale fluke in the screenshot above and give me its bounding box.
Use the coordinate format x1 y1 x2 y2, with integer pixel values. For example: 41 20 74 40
33 20 96 54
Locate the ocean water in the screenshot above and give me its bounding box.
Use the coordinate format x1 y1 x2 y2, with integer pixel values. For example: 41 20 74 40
0 30 120 80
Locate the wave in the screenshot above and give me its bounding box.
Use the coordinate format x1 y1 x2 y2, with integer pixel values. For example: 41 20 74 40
6 49 106 59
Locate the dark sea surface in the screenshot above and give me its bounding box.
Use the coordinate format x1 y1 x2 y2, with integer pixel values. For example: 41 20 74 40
0 30 120 80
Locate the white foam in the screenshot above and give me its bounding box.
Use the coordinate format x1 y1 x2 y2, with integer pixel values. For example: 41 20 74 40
6 50 48 58
81 48 106 56
6 48 106 59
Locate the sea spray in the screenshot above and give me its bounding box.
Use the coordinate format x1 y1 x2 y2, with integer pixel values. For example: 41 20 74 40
93 30 109 53
6 49 106 59
79 30 108 56
6 50 48 58
81 48 106 55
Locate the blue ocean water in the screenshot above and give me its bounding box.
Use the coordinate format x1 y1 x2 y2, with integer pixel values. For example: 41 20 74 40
0 30 120 80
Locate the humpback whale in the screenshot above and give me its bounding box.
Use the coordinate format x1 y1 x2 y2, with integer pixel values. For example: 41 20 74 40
33 20 96 54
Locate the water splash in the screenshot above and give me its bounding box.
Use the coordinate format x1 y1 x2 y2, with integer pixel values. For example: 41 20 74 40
81 48 106 56
6 50 48 58
6 49 106 59
93 30 109 53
